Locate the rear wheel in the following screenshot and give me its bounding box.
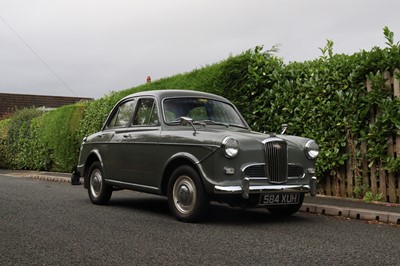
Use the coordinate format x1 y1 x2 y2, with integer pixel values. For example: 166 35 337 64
167 165 209 222
88 162 112 205
267 193 305 216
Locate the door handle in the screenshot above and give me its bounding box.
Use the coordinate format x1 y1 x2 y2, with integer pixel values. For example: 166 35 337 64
123 134 132 139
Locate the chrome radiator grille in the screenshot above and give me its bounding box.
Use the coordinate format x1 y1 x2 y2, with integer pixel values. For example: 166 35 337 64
263 139 288 183
243 164 303 179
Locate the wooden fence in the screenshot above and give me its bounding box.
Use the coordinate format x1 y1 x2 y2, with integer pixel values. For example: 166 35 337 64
321 70 400 203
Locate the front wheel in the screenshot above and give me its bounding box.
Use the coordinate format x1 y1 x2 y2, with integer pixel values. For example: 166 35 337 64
267 193 305 216
87 162 112 205
167 165 209 222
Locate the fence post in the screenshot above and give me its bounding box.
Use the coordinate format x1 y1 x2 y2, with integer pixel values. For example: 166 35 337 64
346 145 354 197
339 166 346 197
361 141 369 194
393 69 400 202
377 71 393 201
325 175 332 196
386 70 398 202
366 79 378 194
387 135 396 202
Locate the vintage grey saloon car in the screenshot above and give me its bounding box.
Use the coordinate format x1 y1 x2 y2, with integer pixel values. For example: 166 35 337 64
75 90 319 222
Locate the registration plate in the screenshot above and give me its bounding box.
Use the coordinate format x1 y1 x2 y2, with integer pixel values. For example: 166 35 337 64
259 193 300 206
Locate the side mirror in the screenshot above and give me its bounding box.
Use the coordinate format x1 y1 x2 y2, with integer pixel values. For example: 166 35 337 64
180 116 197 135
179 116 193 125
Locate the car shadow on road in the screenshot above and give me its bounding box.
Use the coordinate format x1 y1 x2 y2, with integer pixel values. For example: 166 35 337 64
206 204 307 225
107 194 171 218
106 192 307 225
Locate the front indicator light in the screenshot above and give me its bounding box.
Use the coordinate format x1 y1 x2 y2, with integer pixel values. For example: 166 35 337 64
307 168 316 174
224 167 235 175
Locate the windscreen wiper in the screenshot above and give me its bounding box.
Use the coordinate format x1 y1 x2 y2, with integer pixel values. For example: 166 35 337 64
200 120 229 128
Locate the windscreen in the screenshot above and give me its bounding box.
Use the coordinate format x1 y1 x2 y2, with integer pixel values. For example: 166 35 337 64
163 98 246 128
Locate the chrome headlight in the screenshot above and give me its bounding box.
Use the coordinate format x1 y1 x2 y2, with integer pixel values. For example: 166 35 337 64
305 140 319 159
222 137 239 158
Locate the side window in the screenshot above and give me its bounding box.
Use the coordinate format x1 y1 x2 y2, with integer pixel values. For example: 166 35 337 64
108 100 135 128
133 98 159 126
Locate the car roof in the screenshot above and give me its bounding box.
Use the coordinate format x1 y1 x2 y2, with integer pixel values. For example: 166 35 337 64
121 89 230 102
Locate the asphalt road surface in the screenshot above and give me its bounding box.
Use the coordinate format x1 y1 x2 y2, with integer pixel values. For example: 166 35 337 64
1 175 399 265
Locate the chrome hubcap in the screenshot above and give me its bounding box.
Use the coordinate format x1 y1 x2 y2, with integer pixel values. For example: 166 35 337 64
90 169 102 198
173 176 196 214
178 185 191 206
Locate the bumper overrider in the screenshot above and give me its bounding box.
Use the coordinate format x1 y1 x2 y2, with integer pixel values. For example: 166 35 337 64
214 176 317 199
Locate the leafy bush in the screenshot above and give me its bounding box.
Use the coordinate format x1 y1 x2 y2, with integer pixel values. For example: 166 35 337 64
0 119 11 168
76 57 236 139
40 103 87 172
363 191 384 203
223 28 400 184
77 91 128 140
6 108 44 169
0 104 87 172
0 26 398 201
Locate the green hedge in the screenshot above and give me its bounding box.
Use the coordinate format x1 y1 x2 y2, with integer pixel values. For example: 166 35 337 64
77 59 232 139
224 37 400 180
3 108 44 169
40 104 86 172
0 119 11 169
0 104 87 172
1 27 399 189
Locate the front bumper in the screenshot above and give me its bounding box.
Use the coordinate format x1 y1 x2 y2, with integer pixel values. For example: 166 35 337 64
214 176 317 199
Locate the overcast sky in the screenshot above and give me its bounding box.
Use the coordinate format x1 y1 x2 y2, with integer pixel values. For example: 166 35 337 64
1 0 399 99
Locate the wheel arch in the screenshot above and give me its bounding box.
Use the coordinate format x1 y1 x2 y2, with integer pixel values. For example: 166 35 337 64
161 153 203 196
83 150 103 189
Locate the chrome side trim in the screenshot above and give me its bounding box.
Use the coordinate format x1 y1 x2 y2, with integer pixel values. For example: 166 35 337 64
105 179 160 194
241 163 264 172
159 142 220 149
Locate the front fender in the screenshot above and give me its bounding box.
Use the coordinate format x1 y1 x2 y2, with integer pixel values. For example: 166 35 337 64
161 150 218 195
